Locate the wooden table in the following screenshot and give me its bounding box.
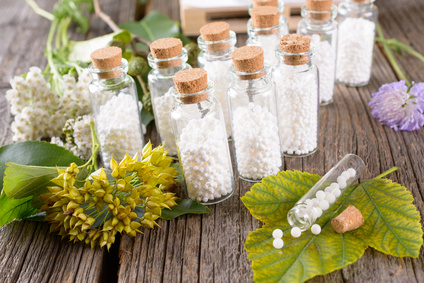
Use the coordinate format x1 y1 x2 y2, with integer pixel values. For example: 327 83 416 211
1 0 424 282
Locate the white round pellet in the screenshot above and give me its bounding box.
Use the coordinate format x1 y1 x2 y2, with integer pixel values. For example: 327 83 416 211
305 199 313 207
273 238 284 249
291 227 302 238
324 186 333 193
325 192 336 204
311 224 321 235
338 180 347 189
332 188 341 197
337 175 346 184
329 183 339 191
316 190 326 200
347 168 356 177
272 229 283 239
341 171 351 180
313 206 323 218
312 198 320 206
319 199 330 210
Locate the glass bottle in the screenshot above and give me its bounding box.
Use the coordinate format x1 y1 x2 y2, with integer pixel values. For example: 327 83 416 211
336 0 378 87
247 6 288 67
249 0 289 33
170 68 235 205
228 46 281 182
297 0 338 105
148 38 191 156
287 154 366 231
88 46 144 166
197 21 237 138
273 34 319 157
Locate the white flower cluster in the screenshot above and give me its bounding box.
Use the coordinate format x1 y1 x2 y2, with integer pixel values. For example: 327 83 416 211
178 115 233 203
232 102 281 180
6 67 92 142
203 60 233 138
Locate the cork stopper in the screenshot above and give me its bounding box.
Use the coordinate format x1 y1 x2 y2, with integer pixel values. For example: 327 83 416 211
352 0 370 3
150 38 183 69
251 6 280 33
331 205 364 233
252 0 279 7
90 46 122 79
231 46 265 80
279 34 311 66
200 22 231 52
173 68 209 104
306 0 333 20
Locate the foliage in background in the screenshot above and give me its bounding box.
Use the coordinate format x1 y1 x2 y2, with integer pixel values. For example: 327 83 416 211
242 170 423 283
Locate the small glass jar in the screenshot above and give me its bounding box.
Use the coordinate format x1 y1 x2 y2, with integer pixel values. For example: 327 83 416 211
287 154 366 231
247 6 288 67
171 70 235 205
197 26 237 138
249 0 289 31
228 56 281 182
88 50 144 166
336 0 378 87
148 43 191 156
273 35 319 157
298 4 338 105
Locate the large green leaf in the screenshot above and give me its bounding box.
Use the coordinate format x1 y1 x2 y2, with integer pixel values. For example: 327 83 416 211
242 171 423 283
0 193 39 226
160 199 210 220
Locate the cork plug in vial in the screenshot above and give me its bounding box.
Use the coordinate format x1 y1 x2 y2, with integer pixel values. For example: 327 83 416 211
88 46 144 166
170 68 235 205
249 0 289 34
148 37 191 156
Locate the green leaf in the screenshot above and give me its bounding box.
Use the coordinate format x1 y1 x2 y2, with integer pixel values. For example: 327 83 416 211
242 171 423 282
119 11 180 43
113 30 133 44
0 193 39 226
141 108 154 128
160 199 210 220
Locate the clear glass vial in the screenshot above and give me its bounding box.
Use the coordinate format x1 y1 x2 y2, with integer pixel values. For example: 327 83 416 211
228 46 281 182
88 47 144 166
148 38 191 156
273 34 319 157
287 154 366 231
197 22 237 138
297 1 338 105
249 0 289 33
247 6 288 67
336 0 378 87
170 68 235 205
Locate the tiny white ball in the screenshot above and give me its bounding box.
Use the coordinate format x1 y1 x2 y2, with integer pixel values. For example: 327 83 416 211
311 224 321 235
332 188 341 197
324 186 333 193
325 192 336 204
312 198 320 206
305 199 313 207
316 190 326 200
341 171 351 180
313 206 323 218
337 175 346 184
291 227 302 238
329 183 340 191
347 168 356 177
338 180 347 189
273 238 284 249
319 199 330 210
272 229 283 239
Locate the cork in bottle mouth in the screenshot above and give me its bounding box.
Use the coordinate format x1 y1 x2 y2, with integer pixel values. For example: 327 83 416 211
90 46 123 79
352 0 371 3
279 34 311 66
252 0 279 7
305 0 333 20
173 68 209 104
150 38 183 69
199 21 231 53
231 46 265 80
251 6 280 31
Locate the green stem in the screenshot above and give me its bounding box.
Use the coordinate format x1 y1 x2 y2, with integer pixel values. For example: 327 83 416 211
46 20 63 95
376 24 411 86
389 40 424 64
25 0 55 21
136 75 149 95
373 166 398 180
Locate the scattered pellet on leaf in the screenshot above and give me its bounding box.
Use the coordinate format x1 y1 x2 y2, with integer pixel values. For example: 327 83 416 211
272 229 283 239
273 238 284 249
331 205 364 233
291 227 301 238
311 224 321 235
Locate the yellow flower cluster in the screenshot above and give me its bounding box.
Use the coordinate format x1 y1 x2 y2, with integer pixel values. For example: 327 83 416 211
40 141 178 250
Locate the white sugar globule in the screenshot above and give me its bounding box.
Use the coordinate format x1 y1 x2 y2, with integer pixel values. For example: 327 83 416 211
203 60 233 137
311 224 321 235
325 192 336 204
316 190 326 200
272 229 283 239
232 102 281 180
332 187 341 197
337 175 346 184
347 168 356 177
336 18 376 86
319 199 330 210
178 115 233 203
313 207 323 218
291 227 302 238
310 35 336 104
152 89 177 155
274 67 318 156
341 171 351 180
273 238 284 249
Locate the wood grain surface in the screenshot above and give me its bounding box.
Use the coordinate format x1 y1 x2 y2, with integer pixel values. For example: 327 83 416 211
0 0 423 282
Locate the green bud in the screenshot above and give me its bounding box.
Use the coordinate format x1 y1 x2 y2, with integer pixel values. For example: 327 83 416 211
128 56 149 77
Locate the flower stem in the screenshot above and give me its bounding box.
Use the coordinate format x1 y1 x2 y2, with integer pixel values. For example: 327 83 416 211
376 24 411 87
373 166 398 179
25 0 55 21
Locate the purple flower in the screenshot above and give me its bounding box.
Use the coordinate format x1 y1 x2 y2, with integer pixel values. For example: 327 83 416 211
368 81 424 131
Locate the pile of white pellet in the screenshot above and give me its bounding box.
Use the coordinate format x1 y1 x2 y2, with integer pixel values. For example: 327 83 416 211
153 89 177 156
336 17 376 85
178 115 233 202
